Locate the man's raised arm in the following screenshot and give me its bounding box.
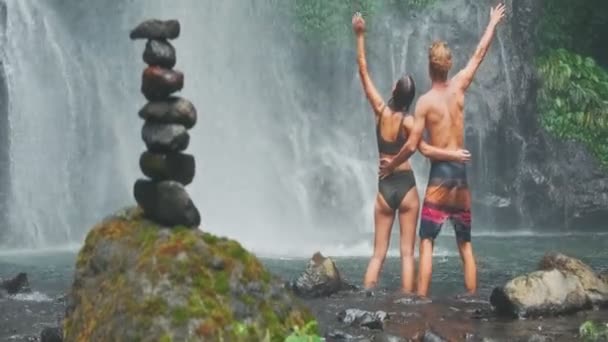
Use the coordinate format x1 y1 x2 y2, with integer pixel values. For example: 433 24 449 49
454 3 505 91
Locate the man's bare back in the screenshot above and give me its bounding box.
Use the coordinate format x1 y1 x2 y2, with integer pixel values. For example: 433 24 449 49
418 85 466 151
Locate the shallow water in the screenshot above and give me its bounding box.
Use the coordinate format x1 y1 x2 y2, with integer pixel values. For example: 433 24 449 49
0 234 607 340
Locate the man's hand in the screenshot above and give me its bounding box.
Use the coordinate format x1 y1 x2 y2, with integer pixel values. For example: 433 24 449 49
489 3 506 26
379 158 395 180
352 12 366 36
454 149 472 163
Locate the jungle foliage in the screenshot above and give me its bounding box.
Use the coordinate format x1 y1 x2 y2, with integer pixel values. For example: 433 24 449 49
536 0 608 166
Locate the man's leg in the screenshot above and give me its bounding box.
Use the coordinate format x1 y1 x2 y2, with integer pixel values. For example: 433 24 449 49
417 237 434 297
417 202 446 297
457 240 477 294
454 209 476 294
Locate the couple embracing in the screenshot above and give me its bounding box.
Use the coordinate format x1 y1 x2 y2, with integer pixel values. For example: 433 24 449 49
353 4 506 297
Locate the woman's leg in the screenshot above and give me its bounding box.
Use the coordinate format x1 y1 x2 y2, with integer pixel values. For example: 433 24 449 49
363 193 395 289
397 187 420 293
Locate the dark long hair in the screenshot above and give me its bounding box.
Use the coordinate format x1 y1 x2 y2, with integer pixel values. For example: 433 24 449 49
388 74 416 113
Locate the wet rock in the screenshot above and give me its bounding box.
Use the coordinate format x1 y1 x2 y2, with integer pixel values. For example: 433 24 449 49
490 269 590 317
538 252 608 305
63 207 316 341
326 330 359 340
130 19 180 40
374 333 408 342
0 272 31 295
40 327 63 342
337 309 388 330
141 122 189 153
138 97 197 129
133 179 201 227
141 66 184 101
423 330 447 342
290 252 353 298
139 151 195 185
143 39 176 69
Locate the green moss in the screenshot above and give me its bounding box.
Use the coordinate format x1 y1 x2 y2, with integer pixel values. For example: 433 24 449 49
171 307 190 326
64 207 316 342
158 334 172 342
142 297 168 316
213 271 230 294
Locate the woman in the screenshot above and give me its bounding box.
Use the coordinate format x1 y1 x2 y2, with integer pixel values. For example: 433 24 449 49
352 12 469 292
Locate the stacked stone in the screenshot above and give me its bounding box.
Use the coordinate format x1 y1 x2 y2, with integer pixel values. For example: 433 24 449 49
129 19 200 228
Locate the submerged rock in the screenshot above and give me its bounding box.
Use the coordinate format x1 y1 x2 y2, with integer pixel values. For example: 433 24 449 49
422 330 448 342
141 66 184 101
289 252 353 298
130 19 180 40
139 151 195 185
139 97 197 129
40 327 63 342
63 207 316 341
0 272 31 295
337 309 388 330
134 180 201 227
143 39 176 69
141 122 189 153
490 269 590 317
538 252 608 305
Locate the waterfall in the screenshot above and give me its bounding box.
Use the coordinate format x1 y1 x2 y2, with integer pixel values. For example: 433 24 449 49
1 0 140 247
0 0 547 254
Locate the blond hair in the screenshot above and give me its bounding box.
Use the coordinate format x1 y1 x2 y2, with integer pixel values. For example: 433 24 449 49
428 40 452 81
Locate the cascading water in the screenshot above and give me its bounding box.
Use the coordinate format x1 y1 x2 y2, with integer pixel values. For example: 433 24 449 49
1 0 141 247
0 0 545 254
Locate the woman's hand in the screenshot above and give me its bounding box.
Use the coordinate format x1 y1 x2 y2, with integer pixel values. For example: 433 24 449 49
352 12 366 36
379 158 395 179
454 149 471 163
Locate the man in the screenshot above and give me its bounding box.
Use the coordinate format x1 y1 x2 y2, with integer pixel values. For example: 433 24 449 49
380 3 506 297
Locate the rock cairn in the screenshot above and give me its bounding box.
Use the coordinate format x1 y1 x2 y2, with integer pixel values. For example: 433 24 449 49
129 19 200 228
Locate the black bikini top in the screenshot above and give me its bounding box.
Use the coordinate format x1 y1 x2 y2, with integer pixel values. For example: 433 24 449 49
376 112 407 155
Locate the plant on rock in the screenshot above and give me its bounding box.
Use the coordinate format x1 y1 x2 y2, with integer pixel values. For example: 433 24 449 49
537 49 608 167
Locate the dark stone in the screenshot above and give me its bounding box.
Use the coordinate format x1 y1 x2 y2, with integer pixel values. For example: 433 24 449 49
423 330 448 342
133 179 201 227
141 66 183 101
337 308 388 330
141 122 189 153
139 97 197 129
130 19 180 40
40 327 63 342
326 330 360 340
289 252 353 298
0 272 31 295
143 39 176 69
139 151 195 185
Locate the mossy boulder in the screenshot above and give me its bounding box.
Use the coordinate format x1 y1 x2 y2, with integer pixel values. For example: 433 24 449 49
63 207 316 341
